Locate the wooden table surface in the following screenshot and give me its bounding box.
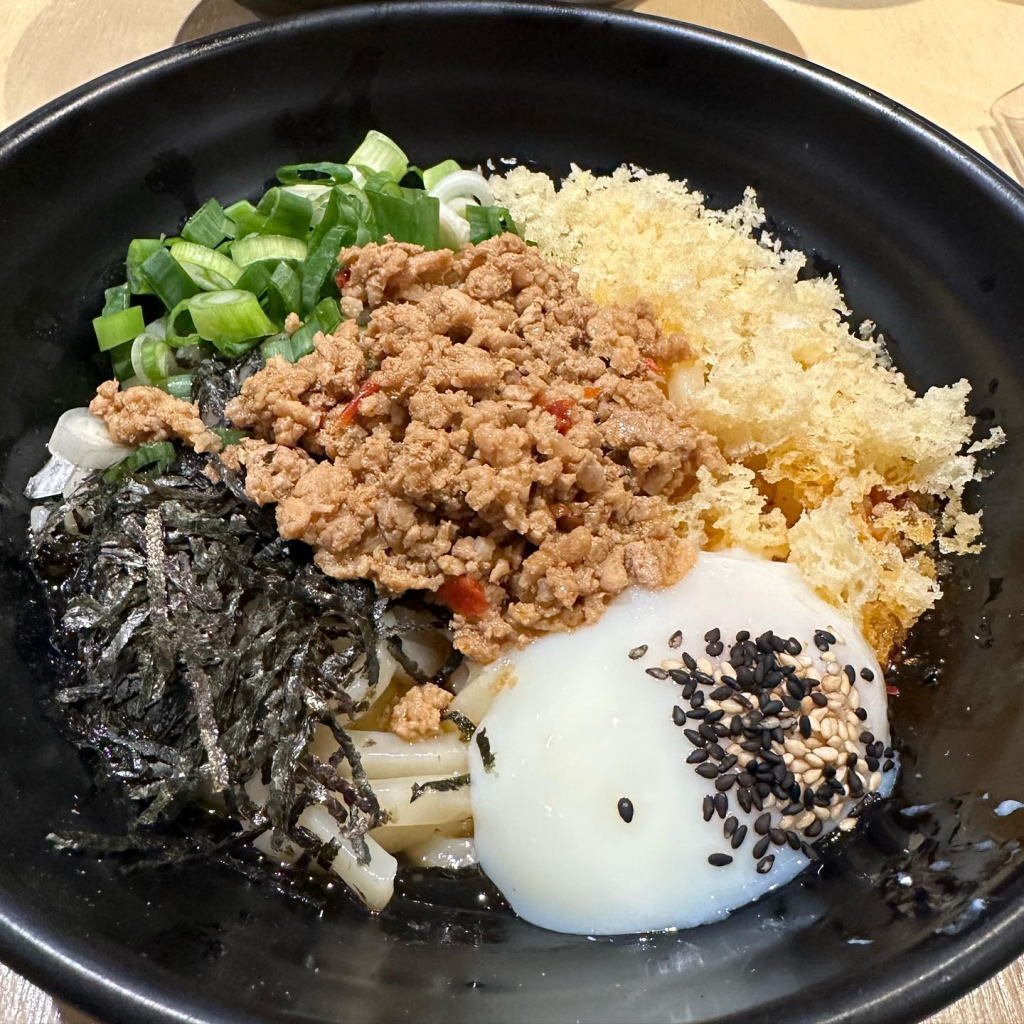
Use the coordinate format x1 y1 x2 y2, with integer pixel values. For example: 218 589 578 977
2 1 1023 1021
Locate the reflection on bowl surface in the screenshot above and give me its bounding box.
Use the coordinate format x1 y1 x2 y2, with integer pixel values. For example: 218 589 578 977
0 4 1023 1024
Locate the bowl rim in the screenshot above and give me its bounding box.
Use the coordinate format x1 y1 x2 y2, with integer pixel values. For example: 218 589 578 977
1 3 1023 1023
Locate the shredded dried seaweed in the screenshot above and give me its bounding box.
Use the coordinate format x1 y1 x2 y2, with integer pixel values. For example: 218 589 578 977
475 728 495 772
30 448 392 874
441 708 477 741
410 774 470 803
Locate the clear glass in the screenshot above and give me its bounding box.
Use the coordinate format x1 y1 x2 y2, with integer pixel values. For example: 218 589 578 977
992 82 1024 183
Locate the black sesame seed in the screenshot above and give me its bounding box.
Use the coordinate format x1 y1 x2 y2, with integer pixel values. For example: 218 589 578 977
769 828 786 846
714 793 728 818
804 817 823 838
855 707 868 721
683 728 705 747
737 787 753 813
719 754 739 772
693 671 715 687
752 835 771 858
706 710 725 724
708 742 726 760
785 638 802 655
786 830 802 850
802 788 815 808
761 749 782 765
682 679 698 699
860 667 874 681
698 723 718 742
781 771 796 791
687 749 709 764
786 678 805 701
783 802 803 816
682 652 697 671
617 797 634 823
883 759 895 772
721 675 741 691
669 668 690 685
686 708 709 720
756 782 772 798
848 771 864 795
731 825 748 849
823 765 836 778
868 742 884 759
762 700 784 716
669 630 683 649
724 815 738 838
866 757 880 772
696 762 720 779
782 695 802 712
764 670 783 688
802 842 820 861
702 795 714 822
713 722 731 737
812 692 829 708
859 731 874 745
846 752 858 767
884 747 894 759
706 641 725 658
740 740 761 753
737 772 756 789
771 727 785 744
757 855 775 874
704 627 721 644
628 645 648 660
711 686 734 701
754 812 772 835
715 773 737 792
750 788 764 811
816 629 836 644
735 630 750 642
646 667 669 680
799 715 812 738
672 705 687 726
730 716 744 737
708 853 733 867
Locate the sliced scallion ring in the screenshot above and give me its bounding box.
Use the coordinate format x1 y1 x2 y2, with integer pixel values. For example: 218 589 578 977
170 241 242 291
427 170 494 207
347 130 408 182
232 234 308 267
422 159 461 192
131 333 180 384
188 290 277 353
93 306 145 352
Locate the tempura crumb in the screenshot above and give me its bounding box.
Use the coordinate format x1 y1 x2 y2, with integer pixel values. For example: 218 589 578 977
390 683 453 741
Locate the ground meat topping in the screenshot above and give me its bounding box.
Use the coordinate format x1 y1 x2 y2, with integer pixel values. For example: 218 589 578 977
389 683 454 742
225 234 722 661
90 380 220 453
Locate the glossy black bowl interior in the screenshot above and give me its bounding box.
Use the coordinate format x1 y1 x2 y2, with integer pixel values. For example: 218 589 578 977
1 4 1024 1023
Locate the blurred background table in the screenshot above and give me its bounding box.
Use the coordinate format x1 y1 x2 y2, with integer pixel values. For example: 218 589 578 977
1 1 1023 1021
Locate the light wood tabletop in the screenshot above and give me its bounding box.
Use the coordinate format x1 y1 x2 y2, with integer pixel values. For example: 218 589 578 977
1 1 1023 1022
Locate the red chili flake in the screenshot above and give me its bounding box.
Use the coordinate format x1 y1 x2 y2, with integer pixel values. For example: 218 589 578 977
545 398 574 434
334 267 351 289
339 379 380 425
886 684 900 698
436 575 489 619
643 357 663 376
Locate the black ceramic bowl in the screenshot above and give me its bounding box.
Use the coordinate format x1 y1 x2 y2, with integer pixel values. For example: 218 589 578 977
1 4 1023 1023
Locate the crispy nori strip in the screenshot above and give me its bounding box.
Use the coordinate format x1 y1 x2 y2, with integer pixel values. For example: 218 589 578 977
410 773 470 803
29 446 395 876
476 728 496 773
440 708 477 741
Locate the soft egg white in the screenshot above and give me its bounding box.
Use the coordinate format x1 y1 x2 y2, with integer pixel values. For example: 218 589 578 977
468 550 895 935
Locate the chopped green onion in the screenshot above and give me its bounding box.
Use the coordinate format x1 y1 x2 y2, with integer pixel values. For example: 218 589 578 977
267 261 302 323
170 241 242 291
126 238 162 294
131 333 180 384
288 298 341 360
310 297 341 334
211 426 250 449
255 187 313 239
93 306 145 352
300 223 348 313
166 298 201 348
110 340 135 381
101 283 131 316
276 162 354 186
181 198 235 248
347 130 408 182
422 159 461 191
232 234 308 267
236 261 273 298
160 374 194 401
102 441 177 483
465 205 521 245
140 247 199 310
188 290 277 356
224 199 266 238
365 186 440 249
261 333 295 363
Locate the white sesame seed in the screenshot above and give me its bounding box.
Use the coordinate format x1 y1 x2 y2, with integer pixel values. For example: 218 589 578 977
803 768 823 785
831 803 847 820
780 815 795 830
790 758 810 773
661 658 684 671
696 657 713 675
798 655 813 669
844 740 858 755
784 738 807 756
796 811 816 829
839 817 857 832
869 771 882 792
783 752 795 766
720 699 743 714
849 687 860 710
805 752 825 768
821 717 837 740
820 675 841 693
817 745 839 762
813 805 830 820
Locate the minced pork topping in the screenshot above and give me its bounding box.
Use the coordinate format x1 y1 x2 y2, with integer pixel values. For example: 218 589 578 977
220 234 723 661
